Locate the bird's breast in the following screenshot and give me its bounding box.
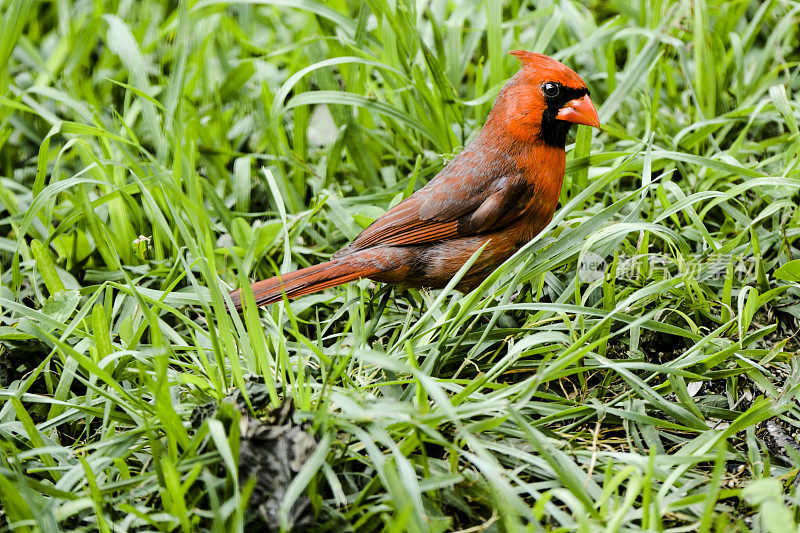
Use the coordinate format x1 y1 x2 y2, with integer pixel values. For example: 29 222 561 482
517 145 567 227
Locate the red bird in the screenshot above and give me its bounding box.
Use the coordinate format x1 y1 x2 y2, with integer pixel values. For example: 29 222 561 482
231 51 599 309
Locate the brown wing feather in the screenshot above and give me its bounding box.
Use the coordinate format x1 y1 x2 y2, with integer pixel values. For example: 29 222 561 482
335 144 525 257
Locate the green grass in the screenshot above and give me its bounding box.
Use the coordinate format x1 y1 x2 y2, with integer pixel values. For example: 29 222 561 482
1 0 800 530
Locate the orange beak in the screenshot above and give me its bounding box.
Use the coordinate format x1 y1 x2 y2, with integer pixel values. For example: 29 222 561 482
556 94 600 128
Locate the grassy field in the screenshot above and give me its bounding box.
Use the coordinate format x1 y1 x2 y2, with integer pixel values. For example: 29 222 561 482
2 0 800 530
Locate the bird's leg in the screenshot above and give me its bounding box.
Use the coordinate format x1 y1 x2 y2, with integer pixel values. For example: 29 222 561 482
362 285 394 341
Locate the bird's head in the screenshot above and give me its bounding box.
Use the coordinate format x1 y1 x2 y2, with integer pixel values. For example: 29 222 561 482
495 50 600 147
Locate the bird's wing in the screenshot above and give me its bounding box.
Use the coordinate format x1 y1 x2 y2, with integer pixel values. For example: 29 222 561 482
335 147 530 256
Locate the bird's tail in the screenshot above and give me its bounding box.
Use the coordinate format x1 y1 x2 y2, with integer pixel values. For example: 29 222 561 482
229 257 383 310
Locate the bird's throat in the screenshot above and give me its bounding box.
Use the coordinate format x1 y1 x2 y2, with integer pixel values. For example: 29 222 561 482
537 118 572 148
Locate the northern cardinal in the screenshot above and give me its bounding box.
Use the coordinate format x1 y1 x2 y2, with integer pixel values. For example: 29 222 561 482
230 51 599 309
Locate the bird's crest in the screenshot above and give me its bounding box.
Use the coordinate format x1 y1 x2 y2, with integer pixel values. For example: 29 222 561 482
509 50 553 68
509 50 585 87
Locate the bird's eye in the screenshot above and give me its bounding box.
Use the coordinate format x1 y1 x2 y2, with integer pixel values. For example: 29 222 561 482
542 82 559 97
